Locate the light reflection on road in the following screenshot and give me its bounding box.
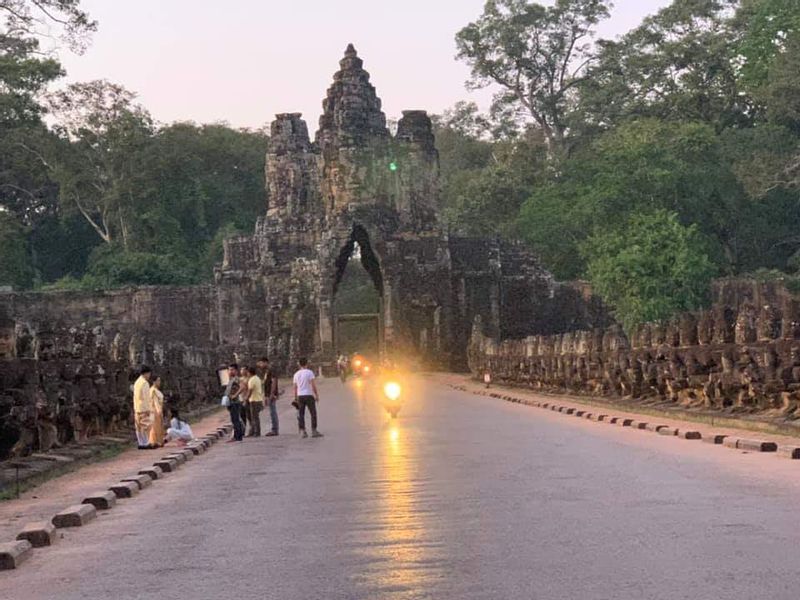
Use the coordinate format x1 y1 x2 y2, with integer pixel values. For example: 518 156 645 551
348 380 445 597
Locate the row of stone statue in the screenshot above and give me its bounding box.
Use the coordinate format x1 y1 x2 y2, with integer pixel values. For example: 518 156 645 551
469 295 800 417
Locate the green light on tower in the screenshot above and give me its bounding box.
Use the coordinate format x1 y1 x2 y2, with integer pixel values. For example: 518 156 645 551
389 160 398 172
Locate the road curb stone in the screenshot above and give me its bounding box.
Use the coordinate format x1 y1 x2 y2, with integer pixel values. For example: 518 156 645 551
108 481 139 499
0 540 32 570
81 490 117 510
121 474 152 489
16 522 56 547
153 458 178 472
139 465 164 479
52 504 96 528
450 381 796 465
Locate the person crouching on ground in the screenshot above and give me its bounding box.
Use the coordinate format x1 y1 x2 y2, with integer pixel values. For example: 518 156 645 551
133 365 155 449
224 363 245 442
166 408 194 446
293 357 323 439
242 365 264 437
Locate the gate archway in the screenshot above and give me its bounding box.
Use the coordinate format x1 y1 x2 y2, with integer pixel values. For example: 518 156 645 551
330 224 385 360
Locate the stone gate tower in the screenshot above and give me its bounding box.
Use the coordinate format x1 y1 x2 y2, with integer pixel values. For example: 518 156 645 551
216 45 600 369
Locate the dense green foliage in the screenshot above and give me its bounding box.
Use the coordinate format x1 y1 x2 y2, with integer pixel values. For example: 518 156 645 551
0 2 267 290
439 0 800 329
2 0 800 334
582 211 716 333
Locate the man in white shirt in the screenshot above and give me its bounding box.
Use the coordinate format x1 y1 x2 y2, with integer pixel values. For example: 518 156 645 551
292 357 323 439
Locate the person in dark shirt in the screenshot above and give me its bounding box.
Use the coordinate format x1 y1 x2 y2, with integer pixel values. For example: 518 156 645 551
224 363 244 442
257 357 280 436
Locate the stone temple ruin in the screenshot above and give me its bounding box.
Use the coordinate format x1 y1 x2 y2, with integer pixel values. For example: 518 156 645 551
2 45 799 460
214 44 600 369
0 45 600 458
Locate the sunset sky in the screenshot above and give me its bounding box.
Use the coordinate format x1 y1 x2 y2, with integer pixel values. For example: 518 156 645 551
57 1 671 129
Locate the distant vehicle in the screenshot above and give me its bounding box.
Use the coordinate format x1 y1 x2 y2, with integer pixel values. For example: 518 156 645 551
351 354 372 378
382 380 402 418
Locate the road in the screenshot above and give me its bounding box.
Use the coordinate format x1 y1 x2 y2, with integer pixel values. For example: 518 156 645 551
4 376 800 600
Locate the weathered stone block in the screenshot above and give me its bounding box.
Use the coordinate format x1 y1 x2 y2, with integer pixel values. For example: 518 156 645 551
163 452 186 464
121 474 152 489
617 418 634 427
657 427 678 436
631 421 648 430
154 459 178 472
139 465 164 479
778 446 800 459
575 410 586 417
0 540 32 570
186 444 205 455
703 434 728 444
645 423 667 432
678 430 702 440
109 481 139 498
736 439 777 452
723 437 741 449
16 521 56 547
52 504 97 528
82 490 117 510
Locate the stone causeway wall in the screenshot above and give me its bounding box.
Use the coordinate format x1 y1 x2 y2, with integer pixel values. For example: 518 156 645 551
468 279 800 419
0 286 236 459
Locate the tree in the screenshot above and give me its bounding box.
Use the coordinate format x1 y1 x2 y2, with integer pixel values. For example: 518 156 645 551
434 103 549 236
456 0 611 161
582 210 716 332
518 118 788 278
733 0 800 192
736 0 800 91
1 0 96 52
134 122 267 272
0 210 34 289
43 80 154 247
577 0 747 134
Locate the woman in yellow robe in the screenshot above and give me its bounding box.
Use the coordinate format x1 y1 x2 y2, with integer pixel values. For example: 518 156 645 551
149 376 166 447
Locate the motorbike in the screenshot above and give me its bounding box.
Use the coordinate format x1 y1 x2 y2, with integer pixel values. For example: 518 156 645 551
351 355 372 378
382 380 402 418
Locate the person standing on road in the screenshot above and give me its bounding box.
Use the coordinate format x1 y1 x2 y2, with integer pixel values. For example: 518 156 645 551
242 365 264 437
148 375 166 447
133 365 154 450
293 357 323 439
224 363 244 442
257 357 279 436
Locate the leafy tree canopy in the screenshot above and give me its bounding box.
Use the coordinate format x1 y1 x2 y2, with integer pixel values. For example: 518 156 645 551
582 210 717 332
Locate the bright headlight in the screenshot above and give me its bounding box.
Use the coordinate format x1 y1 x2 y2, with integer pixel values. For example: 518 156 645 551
384 381 402 401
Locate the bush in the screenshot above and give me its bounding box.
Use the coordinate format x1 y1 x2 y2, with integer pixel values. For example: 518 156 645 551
43 246 200 290
582 210 716 332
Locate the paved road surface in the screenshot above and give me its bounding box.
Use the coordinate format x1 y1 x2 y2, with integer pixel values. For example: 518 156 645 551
5 377 800 599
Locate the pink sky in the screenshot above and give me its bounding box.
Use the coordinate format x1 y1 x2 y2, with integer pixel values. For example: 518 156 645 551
57 0 670 130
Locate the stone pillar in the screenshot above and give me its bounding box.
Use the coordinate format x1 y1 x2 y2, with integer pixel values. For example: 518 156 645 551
266 113 319 218
395 110 439 230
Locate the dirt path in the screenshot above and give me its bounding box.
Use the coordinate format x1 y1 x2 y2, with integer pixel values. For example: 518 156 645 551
0 408 229 542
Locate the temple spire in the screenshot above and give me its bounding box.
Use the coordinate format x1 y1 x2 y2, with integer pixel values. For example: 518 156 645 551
317 43 388 151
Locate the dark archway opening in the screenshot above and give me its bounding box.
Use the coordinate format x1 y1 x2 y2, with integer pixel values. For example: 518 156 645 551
333 224 383 298
332 225 383 359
